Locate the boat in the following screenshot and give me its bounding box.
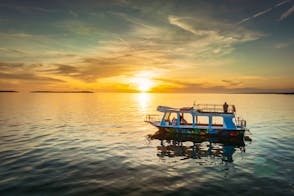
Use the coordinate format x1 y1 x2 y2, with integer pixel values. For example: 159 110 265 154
145 103 249 137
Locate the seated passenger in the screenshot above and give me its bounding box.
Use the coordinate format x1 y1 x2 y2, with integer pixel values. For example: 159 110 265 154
171 117 177 125
180 117 188 125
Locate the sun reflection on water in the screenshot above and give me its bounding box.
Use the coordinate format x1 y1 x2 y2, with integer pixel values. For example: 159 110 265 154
136 93 150 111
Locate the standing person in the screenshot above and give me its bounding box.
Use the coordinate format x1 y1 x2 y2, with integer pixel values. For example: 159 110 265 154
223 102 228 113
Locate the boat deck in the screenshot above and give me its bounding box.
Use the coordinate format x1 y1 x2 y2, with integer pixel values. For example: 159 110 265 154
195 104 235 114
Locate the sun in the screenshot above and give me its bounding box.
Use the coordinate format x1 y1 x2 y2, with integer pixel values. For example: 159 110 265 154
133 78 154 92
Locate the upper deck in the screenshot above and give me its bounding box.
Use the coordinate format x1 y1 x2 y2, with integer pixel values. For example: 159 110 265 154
157 104 236 115
195 104 235 114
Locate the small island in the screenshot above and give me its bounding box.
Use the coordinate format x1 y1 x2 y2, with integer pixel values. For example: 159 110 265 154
246 92 294 95
31 91 94 93
0 90 19 93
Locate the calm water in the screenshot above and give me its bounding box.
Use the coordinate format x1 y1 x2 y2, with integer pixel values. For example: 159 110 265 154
0 93 293 195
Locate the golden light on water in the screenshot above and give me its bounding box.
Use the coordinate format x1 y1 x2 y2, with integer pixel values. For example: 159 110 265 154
136 92 150 111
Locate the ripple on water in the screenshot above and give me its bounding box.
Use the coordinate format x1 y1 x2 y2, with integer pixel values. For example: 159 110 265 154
0 93 294 195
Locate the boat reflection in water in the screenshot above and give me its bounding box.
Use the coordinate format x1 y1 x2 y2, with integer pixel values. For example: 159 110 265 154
148 130 252 163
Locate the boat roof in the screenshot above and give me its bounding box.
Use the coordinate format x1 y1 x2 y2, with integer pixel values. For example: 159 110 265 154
157 104 236 115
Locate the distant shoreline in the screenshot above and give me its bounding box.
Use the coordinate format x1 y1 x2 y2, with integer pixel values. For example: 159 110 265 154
31 91 94 93
230 92 294 95
1 90 293 94
0 90 18 93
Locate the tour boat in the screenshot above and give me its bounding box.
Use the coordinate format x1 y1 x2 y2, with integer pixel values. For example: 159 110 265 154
145 104 249 137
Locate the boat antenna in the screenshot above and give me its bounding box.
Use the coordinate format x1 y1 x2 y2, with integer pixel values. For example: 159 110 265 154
193 100 196 108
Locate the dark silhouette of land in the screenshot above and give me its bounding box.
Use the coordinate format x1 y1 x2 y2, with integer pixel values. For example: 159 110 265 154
239 92 294 95
0 90 18 93
31 90 94 93
0 90 292 94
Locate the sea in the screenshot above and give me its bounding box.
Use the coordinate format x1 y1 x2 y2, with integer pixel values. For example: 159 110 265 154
0 93 293 195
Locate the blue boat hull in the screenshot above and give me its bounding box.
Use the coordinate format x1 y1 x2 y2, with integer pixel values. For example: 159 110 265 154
156 126 245 137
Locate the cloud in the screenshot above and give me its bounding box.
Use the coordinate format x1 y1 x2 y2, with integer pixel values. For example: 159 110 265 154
237 8 272 24
274 39 294 48
280 5 294 20
0 72 63 82
275 0 291 7
0 32 32 38
0 62 24 69
237 0 292 24
252 8 272 18
69 10 78 18
38 48 172 83
0 3 55 14
151 78 242 93
168 16 198 35
152 77 293 93
110 12 155 29
42 64 80 76
0 47 27 55
222 80 242 86
167 15 263 59
0 61 63 83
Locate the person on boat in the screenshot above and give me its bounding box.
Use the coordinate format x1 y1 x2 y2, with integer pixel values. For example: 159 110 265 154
180 114 188 125
171 117 177 125
223 102 228 113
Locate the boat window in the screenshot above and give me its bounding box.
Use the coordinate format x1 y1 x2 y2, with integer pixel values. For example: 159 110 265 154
180 113 193 125
164 112 171 121
196 116 209 125
212 116 223 127
169 112 178 124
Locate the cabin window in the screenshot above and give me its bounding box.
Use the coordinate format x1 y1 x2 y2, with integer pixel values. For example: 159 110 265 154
164 112 171 122
164 112 178 125
212 116 223 127
196 116 209 125
180 113 193 125
170 113 178 121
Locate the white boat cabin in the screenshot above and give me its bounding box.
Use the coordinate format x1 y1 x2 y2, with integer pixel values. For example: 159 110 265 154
154 104 246 130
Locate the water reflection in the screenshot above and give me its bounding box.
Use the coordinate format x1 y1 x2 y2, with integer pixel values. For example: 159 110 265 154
148 130 251 164
136 93 150 110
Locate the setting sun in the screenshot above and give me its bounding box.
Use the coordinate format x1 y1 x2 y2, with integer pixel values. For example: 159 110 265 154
133 78 154 92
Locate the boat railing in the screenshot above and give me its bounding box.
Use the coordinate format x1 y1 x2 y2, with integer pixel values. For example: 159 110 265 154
195 104 236 113
145 114 161 123
235 118 247 128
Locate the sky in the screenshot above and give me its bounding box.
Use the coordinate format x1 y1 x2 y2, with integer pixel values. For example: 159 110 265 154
0 0 293 93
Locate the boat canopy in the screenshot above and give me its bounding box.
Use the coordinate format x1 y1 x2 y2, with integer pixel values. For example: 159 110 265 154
157 104 236 115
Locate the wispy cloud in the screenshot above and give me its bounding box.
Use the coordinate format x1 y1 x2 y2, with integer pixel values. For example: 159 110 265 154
0 3 56 13
253 8 272 18
0 48 27 55
275 0 291 7
0 72 63 82
280 5 294 20
152 78 267 93
222 80 242 87
168 16 198 35
0 61 63 83
274 40 294 48
237 0 291 24
168 15 263 58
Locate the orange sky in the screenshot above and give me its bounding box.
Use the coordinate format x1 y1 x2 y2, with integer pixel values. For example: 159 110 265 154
0 0 293 93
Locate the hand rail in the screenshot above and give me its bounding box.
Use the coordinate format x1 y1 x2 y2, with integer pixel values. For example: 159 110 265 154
195 104 236 113
235 117 247 128
145 114 160 123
